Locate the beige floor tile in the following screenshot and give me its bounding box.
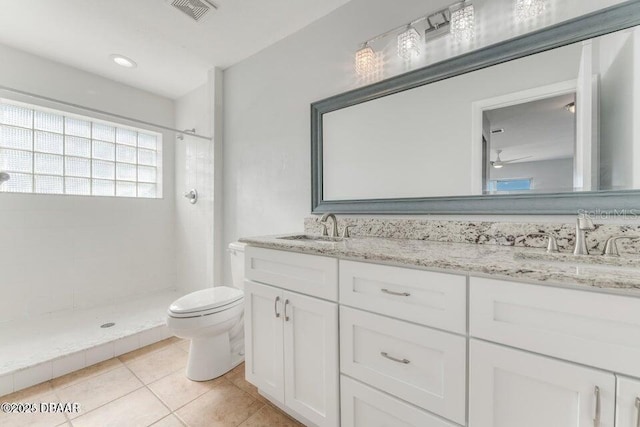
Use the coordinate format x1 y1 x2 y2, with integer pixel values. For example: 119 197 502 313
175 380 264 427
148 370 222 411
56 366 143 419
118 338 180 363
72 387 170 427
151 414 186 426
123 345 188 385
52 358 123 390
239 405 304 427
176 340 190 353
0 389 67 427
224 364 266 404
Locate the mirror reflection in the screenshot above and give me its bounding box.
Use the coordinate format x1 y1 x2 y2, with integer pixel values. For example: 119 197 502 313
321 25 640 201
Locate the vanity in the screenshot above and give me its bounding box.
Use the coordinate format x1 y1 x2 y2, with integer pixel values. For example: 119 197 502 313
241 2 640 426
240 233 640 427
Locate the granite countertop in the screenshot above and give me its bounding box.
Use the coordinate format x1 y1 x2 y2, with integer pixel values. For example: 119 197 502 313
239 234 640 296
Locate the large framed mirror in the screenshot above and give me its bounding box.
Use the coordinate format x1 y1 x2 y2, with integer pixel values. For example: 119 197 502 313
311 1 640 214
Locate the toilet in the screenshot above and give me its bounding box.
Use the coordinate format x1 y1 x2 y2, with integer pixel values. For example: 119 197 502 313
167 242 246 381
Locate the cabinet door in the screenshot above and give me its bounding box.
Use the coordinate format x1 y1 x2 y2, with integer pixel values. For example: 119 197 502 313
470 340 615 427
283 290 339 427
617 376 640 427
244 280 284 402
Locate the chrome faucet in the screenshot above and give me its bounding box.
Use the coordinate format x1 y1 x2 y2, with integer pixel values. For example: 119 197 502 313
573 216 595 255
320 213 339 237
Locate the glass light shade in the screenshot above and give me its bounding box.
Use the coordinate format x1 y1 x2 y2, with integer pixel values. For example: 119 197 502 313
450 2 475 42
515 0 546 22
397 27 421 60
355 46 376 76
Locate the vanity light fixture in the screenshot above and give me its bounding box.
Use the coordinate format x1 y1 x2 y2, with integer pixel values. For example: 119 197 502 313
565 102 576 113
397 26 422 60
110 54 137 68
450 1 476 42
355 44 377 76
515 0 547 22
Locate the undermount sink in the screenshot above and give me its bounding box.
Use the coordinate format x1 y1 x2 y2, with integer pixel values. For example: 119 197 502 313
277 234 345 243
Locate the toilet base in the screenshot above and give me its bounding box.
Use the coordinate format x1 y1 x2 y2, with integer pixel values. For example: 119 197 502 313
186 332 240 381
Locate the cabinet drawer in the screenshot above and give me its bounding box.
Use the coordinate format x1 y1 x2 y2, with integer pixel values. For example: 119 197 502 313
340 307 466 425
245 246 338 301
470 277 640 377
339 260 466 333
616 376 640 427
341 376 458 427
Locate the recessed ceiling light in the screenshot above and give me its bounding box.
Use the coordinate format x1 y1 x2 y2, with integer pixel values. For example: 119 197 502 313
110 54 137 68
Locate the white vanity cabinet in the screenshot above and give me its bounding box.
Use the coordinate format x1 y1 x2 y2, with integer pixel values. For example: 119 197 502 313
339 260 467 426
469 276 640 427
616 377 640 427
243 243 640 427
469 339 615 427
244 247 339 427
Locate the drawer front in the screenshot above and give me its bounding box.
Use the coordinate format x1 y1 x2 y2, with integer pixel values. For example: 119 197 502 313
340 307 466 425
339 260 466 333
341 376 458 427
616 376 640 427
245 246 338 301
470 276 640 377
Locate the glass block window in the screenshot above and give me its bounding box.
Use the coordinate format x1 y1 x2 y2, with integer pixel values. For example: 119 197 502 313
0 100 162 198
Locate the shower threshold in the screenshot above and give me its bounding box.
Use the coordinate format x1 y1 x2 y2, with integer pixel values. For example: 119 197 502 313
0 289 181 396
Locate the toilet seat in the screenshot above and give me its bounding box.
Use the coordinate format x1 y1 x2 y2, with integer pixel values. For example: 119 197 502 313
168 287 244 318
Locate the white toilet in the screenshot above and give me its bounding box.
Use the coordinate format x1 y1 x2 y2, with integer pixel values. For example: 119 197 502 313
167 242 246 381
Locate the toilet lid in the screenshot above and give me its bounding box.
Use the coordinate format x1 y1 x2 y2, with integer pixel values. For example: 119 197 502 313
169 287 244 315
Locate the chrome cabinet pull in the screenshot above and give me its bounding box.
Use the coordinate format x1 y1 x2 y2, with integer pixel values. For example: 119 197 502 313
380 352 410 364
381 288 411 297
274 296 281 318
635 397 640 427
284 299 290 322
594 386 601 427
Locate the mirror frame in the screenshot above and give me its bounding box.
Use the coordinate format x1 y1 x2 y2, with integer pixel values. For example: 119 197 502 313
311 1 640 215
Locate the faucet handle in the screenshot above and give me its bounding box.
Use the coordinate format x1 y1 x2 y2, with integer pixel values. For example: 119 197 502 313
527 233 560 253
341 225 353 238
602 235 640 257
577 216 595 230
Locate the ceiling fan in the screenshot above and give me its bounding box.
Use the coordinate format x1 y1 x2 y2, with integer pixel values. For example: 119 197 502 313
490 150 532 169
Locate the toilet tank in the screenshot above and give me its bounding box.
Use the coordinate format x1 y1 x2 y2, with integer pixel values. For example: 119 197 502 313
228 242 247 291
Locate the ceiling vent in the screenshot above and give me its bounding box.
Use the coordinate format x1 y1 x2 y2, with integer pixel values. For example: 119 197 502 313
171 0 217 22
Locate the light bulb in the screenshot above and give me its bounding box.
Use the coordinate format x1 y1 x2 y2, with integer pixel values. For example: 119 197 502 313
515 0 546 22
355 45 376 77
397 26 421 60
450 2 475 42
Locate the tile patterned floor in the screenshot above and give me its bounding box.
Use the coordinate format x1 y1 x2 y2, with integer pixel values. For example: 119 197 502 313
0 338 304 427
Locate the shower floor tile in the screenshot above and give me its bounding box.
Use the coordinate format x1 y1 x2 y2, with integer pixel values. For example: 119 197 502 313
0 339 303 427
0 290 182 385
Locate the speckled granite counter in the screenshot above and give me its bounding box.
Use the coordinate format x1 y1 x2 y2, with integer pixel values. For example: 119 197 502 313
239 234 640 296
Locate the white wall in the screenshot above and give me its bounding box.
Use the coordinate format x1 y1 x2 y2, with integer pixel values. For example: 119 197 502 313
174 83 215 293
598 28 640 190
0 43 177 323
223 0 628 283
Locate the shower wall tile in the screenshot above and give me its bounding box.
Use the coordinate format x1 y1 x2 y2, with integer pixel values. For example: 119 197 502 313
0 374 12 396
52 352 86 378
13 363 52 391
85 343 115 366
114 335 140 357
